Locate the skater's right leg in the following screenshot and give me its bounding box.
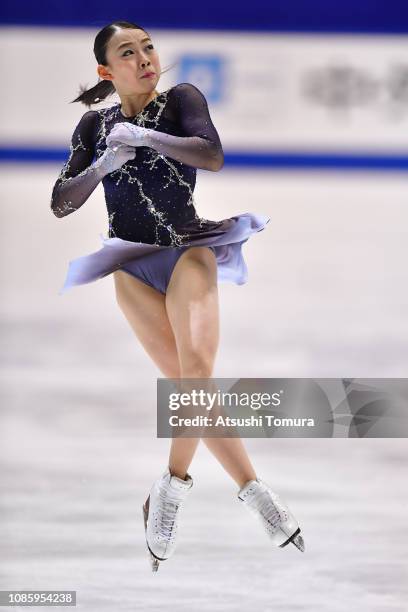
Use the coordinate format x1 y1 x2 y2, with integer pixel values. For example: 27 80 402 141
113 269 181 379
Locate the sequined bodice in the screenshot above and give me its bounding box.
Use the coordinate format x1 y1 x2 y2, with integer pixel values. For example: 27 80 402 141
96 89 200 245
50 83 224 247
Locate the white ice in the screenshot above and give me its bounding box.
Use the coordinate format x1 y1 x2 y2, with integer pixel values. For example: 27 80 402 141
1 165 407 611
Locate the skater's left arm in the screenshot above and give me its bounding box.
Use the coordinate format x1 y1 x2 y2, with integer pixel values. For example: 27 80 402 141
106 83 224 172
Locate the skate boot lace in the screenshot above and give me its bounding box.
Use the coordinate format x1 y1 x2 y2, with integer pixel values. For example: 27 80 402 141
248 488 282 532
156 489 183 543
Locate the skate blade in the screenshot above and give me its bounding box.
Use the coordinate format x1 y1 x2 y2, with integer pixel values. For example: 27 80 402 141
279 527 305 552
142 499 162 572
291 532 305 552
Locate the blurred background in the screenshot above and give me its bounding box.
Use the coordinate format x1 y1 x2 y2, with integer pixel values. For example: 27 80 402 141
1 2 407 611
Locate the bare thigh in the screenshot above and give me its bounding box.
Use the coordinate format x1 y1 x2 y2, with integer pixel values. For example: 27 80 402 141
112 270 181 378
165 246 219 377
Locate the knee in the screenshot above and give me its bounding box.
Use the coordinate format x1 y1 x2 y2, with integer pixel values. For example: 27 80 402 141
180 350 214 378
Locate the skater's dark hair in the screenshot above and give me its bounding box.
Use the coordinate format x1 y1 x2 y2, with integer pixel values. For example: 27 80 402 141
71 20 173 108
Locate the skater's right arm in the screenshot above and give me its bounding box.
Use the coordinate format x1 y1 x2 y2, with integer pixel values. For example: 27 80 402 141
50 111 136 218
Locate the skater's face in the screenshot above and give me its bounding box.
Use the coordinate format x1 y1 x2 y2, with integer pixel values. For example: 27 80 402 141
97 28 161 94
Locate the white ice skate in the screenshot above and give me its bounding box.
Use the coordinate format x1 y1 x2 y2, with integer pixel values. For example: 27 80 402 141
142 467 194 572
238 478 305 552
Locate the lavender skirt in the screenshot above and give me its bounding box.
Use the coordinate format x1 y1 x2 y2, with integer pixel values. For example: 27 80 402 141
59 212 270 296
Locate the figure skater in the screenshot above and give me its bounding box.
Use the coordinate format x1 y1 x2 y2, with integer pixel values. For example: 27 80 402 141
50 20 305 572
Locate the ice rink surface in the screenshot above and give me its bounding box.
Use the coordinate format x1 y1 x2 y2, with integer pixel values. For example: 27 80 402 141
1 165 407 610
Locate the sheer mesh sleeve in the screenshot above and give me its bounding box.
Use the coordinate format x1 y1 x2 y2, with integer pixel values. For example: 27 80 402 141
148 83 224 171
50 110 102 218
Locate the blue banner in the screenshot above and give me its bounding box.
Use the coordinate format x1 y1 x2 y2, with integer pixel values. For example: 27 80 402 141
1 1 408 33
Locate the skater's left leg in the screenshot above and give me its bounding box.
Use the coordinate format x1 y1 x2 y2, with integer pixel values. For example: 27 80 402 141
113 268 200 481
165 246 257 487
165 246 219 479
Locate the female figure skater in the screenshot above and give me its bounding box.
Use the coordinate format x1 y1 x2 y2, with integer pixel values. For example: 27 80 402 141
50 20 305 572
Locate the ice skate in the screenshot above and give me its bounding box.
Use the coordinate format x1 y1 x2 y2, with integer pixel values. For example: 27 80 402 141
142 467 193 572
238 478 305 553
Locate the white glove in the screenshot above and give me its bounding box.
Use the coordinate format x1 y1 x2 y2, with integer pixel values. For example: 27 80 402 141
94 143 136 175
106 122 152 148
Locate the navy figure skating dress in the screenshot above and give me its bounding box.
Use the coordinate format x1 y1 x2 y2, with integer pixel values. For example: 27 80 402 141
51 82 270 294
